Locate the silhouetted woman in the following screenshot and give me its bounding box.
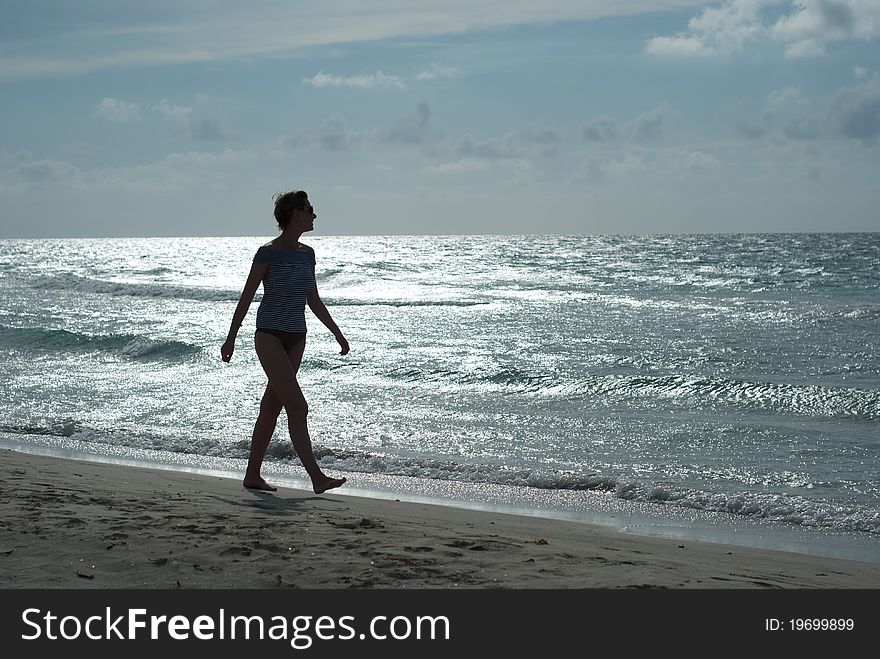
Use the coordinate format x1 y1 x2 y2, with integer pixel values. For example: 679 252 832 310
221 190 349 494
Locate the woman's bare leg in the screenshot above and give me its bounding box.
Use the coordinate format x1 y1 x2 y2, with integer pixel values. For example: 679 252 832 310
243 383 283 491
253 332 346 494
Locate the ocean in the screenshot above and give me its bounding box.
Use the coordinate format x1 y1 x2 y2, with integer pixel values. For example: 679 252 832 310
1 233 878 561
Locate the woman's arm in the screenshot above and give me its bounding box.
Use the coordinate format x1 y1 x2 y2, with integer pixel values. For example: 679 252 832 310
307 285 350 356
220 261 268 362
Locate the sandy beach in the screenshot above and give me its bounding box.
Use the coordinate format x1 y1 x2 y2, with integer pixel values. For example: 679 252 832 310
1 449 878 589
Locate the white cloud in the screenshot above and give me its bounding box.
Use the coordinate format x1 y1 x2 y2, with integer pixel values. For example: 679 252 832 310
688 0 768 49
646 0 880 58
855 65 869 78
646 0 769 56
415 62 462 80
153 99 192 122
303 70 405 89
784 37 827 56
771 0 869 43
425 159 490 174
95 97 142 123
1 2 711 81
94 96 224 141
645 35 715 56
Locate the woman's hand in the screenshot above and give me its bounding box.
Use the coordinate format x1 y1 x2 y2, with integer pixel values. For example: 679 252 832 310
336 334 350 356
221 338 236 362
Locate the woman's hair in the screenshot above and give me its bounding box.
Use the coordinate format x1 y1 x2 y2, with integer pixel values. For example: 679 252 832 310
272 190 309 229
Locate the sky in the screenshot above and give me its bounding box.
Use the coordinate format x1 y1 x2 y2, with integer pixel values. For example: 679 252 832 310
1 0 879 237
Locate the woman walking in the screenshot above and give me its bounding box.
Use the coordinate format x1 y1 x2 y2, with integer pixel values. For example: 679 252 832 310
221 190 349 494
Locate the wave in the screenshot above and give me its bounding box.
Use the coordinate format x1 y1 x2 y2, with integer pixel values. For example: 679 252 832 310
614 481 880 536
0 419 81 438
0 325 202 360
567 373 880 419
323 298 489 307
31 274 242 302
0 422 233 458
369 365 880 419
4 420 877 535
260 443 880 535
29 274 487 307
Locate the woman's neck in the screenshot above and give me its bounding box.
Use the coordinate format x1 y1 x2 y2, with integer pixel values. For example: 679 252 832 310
274 229 303 248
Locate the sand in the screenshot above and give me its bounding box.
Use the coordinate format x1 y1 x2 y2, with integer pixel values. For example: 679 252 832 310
1 449 878 589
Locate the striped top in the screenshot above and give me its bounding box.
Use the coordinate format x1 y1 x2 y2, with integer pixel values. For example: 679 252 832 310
253 244 317 333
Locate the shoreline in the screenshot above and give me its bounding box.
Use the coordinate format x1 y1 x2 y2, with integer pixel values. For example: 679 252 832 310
3 435 879 565
2 449 879 589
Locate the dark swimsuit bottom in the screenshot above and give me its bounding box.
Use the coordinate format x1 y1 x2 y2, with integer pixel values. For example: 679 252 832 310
255 329 306 351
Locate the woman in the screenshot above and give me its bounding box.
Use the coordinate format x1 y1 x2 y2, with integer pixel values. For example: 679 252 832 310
220 190 349 494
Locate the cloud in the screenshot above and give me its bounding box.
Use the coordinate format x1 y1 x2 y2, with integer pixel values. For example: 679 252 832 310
827 74 880 141
281 115 369 151
506 125 561 157
646 0 880 58
772 0 858 42
415 62 462 80
425 159 491 174
627 104 668 141
303 70 405 89
646 0 768 56
770 75 880 142
94 96 225 141
95 97 142 123
0 2 713 81
0 150 81 186
453 126 561 161
578 107 669 143
572 145 720 186
153 99 192 122
16 159 80 182
783 38 827 56
644 35 715 56
512 126 560 145
303 63 460 89
383 102 440 145
581 117 618 141
736 86 807 138
189 117 226 141
767 86 804 111
318 117 365 151
455 134 516 159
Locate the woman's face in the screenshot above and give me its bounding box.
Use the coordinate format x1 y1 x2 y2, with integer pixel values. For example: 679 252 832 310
290 201 316 232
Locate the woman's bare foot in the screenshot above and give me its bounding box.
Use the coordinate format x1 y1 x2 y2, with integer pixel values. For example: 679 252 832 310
313 476 346 494
243 477 277 492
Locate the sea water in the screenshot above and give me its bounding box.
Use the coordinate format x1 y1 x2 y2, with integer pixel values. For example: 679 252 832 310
1 234 878 561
